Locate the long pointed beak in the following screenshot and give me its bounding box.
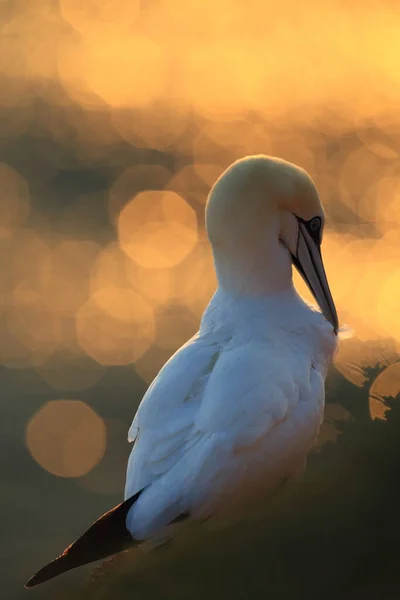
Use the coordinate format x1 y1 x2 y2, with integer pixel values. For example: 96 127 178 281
292 222 339 334
25 491 141 588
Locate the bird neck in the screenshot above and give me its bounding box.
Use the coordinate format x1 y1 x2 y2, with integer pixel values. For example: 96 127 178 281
212 237 294 298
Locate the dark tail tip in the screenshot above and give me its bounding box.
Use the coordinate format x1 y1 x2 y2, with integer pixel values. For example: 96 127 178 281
25 555 70 588
25 490 143 589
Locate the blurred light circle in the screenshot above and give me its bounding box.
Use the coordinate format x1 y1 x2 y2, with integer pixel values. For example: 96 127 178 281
76 288 155 365
170 242 217 317
108 164 172 225
57 38 106 108
42 240 101 316
0 230 51 298
182 42 257 120
375 177 400 227
117 191 198 269
84 34 166 108
2 287 61 368
0 163 30 238
90 243 131 295
26 400 106 478
126 263 173 307
75 419 129 495
91 243 173 309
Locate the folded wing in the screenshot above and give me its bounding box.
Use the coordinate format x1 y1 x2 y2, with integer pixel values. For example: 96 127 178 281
124 336 315 537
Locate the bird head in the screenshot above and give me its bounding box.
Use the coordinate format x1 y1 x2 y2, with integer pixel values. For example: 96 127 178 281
206 155 338 333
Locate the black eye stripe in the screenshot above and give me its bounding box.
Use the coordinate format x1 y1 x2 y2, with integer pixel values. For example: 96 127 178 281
295 215 322 244
309 217 321 232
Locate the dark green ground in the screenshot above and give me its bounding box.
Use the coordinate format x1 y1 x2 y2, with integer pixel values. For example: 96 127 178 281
75 367 400 600
3 360 400 600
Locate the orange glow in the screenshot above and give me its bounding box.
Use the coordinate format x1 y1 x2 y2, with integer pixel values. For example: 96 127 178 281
26 400 106 477
375 178 400 227
335 338 399 388
109 164 172 225
1 0 400 385
84 34 166 108
127 264 173 307
1 1 400 120
369 363 400 420
90 243 131 295
169 242 217 318
42 240 101 316
378 270 400 343
60 0 140 36
0 230 51 298
76 288 155 365
196 120 273 163
117 191 198 269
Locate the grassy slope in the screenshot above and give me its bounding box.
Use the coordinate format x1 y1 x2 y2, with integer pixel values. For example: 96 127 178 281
78 367 400 600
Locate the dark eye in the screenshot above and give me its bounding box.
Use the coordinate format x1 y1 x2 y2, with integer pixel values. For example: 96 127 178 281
309 217 321 233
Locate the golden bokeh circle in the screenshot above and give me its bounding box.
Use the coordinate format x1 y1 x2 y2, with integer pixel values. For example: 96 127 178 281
84 34 167 108
117 191 198 269
42 240 101 316
76 288 155 365
26 400 106 478
75 419 128 496
108 164 172 225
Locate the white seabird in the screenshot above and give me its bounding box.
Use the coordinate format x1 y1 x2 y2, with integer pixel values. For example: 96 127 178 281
26 155 339 587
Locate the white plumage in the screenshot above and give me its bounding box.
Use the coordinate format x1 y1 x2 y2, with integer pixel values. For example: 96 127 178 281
26 154 340 588
124 155 338 541
125 290 336 540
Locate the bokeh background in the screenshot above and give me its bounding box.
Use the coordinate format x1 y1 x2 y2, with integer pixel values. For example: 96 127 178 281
1 0 400 598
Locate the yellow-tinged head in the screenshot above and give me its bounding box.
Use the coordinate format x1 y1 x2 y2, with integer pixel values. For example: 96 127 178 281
206 155 338 333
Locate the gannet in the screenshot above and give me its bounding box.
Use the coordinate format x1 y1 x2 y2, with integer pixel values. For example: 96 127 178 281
26 155 339 588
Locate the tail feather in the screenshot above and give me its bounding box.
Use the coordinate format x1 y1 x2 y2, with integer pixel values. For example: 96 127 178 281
25 490 143 588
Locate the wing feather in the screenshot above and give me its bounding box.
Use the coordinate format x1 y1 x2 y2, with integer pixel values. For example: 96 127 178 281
125 337 320 535
125 334 221 498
